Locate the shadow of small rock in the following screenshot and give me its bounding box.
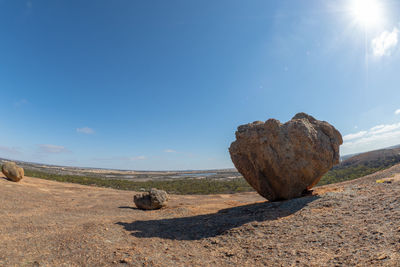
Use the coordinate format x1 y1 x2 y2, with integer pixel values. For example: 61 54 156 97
118 206 139 210
116 195 319 240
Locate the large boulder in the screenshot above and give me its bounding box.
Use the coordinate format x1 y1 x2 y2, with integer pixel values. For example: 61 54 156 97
2 162 24 182
229 113 342 201
134 188 168 210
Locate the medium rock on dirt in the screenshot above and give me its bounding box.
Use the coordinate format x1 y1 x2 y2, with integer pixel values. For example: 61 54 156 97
229 112 343 201
134 188 168 210
2 161 24 182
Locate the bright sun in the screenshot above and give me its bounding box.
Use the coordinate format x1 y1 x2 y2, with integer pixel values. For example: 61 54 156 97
350 0 383 28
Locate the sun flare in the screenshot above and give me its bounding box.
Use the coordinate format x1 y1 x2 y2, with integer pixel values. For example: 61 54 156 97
350 0 383 28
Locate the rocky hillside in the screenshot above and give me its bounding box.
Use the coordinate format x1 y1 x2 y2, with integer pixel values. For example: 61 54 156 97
342 147 400 166
320 146 400 185
1 164 400 266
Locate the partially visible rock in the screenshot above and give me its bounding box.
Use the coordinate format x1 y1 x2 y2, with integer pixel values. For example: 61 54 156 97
134 188 168 210
229 112 343 201
2 162 24 182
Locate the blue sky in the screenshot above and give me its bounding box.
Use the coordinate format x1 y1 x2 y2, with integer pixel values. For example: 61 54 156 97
1 0 400 170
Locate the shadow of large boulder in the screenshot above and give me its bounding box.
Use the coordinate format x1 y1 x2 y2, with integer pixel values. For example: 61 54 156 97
116 195 318 240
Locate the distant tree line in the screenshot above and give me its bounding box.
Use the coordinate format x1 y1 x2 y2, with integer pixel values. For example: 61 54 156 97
21 169 253 195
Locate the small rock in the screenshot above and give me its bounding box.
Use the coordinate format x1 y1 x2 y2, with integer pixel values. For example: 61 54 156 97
134 188 168 210
2 162 24 182
376 254 388 260
225 251 235 257
120 258 131 264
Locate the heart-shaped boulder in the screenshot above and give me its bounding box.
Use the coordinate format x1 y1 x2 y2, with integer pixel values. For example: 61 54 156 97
229 113 342 201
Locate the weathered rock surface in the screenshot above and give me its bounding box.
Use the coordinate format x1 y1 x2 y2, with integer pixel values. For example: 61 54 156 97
134 188 168 210
229 112 343 201
2 162 24 182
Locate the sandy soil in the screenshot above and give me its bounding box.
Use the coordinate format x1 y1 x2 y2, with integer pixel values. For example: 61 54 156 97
1 165 400 266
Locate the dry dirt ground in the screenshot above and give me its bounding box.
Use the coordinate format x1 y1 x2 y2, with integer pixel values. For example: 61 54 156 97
1 165 400 266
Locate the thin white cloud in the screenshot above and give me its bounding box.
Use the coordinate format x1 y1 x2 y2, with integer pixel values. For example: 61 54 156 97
395 109 400 115
129 156 146 161
370 123 400 135
372 27 399 56
343 131 367 141
76 127 95 135
90 156 147 162
14 99 28 107
0 145 21 155
164 149 177 153
91 156 147 162
38 144 69 154
341 122 400 155
370 124 385 131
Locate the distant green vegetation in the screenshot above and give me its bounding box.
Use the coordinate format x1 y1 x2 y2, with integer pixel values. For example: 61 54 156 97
318 156 400 186
22 165 386 194
318 165 385 186
23 169 253 195
3 152 400 194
